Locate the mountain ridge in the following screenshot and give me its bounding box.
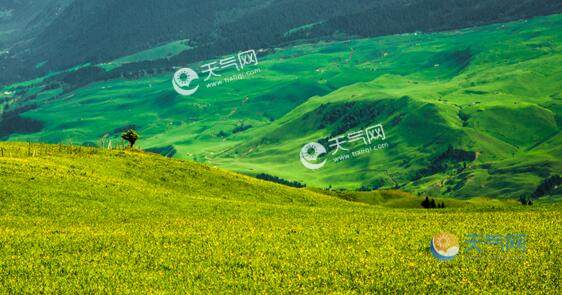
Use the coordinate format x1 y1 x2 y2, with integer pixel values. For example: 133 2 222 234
1 0 561 84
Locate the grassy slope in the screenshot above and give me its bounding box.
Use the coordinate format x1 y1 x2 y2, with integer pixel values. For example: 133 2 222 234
1 15 561 199
98 40 192 71
0 142 560 292
212 15 562 198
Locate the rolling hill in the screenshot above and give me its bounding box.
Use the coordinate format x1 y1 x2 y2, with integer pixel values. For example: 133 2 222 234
1 14 560 200
1 3 561 292
0 142 559 292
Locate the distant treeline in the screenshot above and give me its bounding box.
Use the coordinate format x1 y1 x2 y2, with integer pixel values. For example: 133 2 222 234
414 145 476 181
519 174 561 205
0 103 43 139
255 173 306 188
532 175 561 200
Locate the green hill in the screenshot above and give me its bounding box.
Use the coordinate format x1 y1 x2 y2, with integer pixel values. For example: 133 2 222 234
1 14 561 200
0 142 560 292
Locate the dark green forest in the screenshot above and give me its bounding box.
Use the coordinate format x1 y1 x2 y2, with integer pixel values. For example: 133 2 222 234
1 0 560 85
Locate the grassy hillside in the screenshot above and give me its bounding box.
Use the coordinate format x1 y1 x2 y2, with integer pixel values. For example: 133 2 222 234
1 14 561 200
0 142 560 292
210 14 562 198
98 40 192 71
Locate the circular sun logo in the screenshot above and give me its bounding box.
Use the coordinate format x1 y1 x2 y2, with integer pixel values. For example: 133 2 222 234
172 68 200 96
430 232 460 261
299 142 327 170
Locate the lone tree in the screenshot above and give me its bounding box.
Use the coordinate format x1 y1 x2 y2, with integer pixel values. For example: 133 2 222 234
121 129 139 148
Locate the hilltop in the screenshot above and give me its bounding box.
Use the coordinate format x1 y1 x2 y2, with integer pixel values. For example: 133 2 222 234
0 142 339 207
0 142 517 208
